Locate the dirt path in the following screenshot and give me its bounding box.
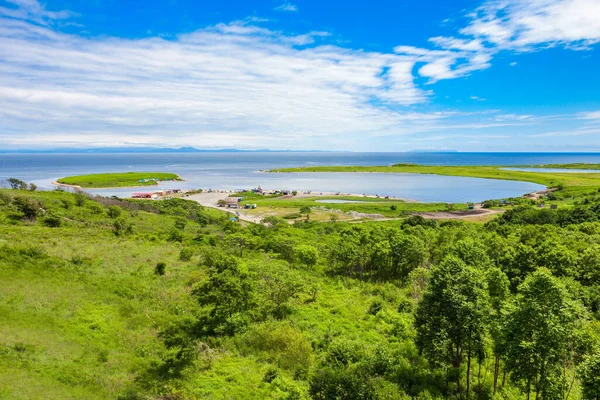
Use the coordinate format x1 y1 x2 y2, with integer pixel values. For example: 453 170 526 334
187 192 265 223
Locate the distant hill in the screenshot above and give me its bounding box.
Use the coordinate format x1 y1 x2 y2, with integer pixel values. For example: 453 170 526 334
0 147 329 154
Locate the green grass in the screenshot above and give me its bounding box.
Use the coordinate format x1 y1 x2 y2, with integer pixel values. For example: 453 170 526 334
517 163 600 170
57 172 181 188
270 164 600 188
240 195 464 218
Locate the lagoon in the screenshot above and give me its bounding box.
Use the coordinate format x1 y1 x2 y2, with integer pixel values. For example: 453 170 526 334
0 152 587 203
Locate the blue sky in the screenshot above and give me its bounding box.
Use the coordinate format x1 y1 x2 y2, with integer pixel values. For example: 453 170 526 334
0 0 599 151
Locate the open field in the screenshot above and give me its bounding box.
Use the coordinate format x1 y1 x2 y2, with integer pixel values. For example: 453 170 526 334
518 163 600 170
56 172 180 188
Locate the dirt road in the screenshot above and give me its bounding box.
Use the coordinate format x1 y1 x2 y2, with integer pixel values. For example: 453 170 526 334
187 192 264 223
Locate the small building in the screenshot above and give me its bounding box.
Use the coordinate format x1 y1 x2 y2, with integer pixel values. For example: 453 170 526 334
225 198 239 208
132 192 153 199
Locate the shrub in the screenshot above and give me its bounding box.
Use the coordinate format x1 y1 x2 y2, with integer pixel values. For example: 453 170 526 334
390 205 397 211
294 244 319 267
155 262 166 276
73 192 87 206
174 217 187 230
86 201 105 215
179 247 194 261
107 205 122 218
43 213 62 228
367 298 384 315
113 217 133 236
238 322 313 378
12 196 40 220
167 228 184 242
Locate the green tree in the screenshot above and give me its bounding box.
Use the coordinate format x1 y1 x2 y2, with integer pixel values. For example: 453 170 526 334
578 351 600 400
502 268 583 399
193 252 254 335
485 267 510 397
389 233 427 284
7 178 27 190
415 256 489 397
295 244 319 267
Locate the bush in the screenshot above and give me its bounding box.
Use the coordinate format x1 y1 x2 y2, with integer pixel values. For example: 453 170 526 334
73 192 87 206
113 217 133 236
43 213 62 228
107 205 122 218
12 196 40 220
390 205 397 211
155 262 166 276
295 244 319 267
179 247 194 261
174 217 187 230
367 298 384 315
309 366 376 400
238 322 313 378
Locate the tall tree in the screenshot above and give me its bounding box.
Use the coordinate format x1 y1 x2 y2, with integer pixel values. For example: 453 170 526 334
502 268 583 399
485 267 511 397
578 350 600 400
415 256 489 396
193 251 254 335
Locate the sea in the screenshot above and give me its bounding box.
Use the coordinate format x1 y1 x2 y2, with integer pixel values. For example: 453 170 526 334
2 152 600 203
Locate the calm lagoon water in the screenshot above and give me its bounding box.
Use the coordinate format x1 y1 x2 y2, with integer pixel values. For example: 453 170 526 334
2 152 600 203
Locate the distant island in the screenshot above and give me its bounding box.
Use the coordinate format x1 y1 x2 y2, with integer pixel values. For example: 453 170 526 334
56 172 181 188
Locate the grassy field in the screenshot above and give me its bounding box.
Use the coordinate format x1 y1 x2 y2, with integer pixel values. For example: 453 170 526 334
270 164 600 188
239 195 465 219
57 172 180 188
518 163 600 170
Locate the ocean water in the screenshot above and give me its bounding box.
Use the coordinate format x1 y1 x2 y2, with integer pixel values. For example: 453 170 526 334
2 152 599 203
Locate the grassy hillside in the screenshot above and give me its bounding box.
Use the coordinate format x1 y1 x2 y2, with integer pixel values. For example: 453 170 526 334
57 172 180 188
2 187 600 399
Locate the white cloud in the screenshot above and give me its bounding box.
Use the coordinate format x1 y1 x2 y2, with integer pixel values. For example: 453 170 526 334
493 114 533 121
1 0 598 151
274 2 298 12
0 1 447 149
509 61 517 66
462 0 600 50
470 95 486 101
529 128 600 137
400 0 600 82
0 0 74 25
578 110 600 120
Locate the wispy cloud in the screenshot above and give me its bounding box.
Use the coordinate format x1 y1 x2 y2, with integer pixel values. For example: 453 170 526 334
274 2 298 12
578 110 600 120
470 95 486 101
529 128 600 137
0 0 598 151
397 0 600 82
0 0 74 25
0 1 442 149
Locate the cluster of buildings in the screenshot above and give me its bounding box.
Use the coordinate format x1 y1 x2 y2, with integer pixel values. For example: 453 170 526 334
131 189 184 199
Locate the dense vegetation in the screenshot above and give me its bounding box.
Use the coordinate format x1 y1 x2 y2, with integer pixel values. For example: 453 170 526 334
1 185 600 399
57 172 180 188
